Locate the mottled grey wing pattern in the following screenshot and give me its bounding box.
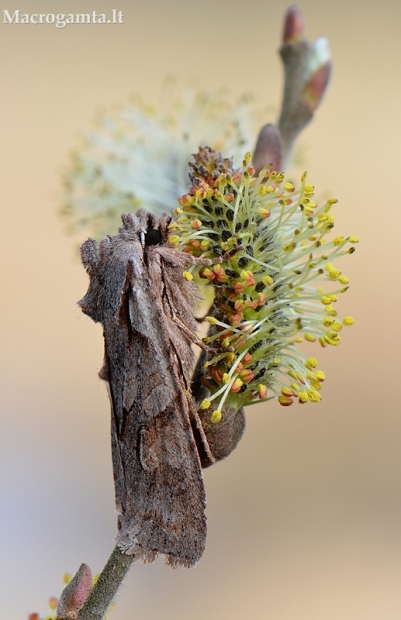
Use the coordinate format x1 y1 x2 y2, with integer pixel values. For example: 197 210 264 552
79 210 207 568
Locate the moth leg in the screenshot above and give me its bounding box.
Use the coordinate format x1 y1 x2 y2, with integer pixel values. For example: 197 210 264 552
213 245 245 264
190 245 245 267
170 312 234 356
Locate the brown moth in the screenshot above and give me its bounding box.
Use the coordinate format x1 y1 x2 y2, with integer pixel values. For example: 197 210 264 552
79 209 244 568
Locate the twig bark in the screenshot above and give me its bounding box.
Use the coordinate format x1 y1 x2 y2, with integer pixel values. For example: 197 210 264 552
253 6 332 171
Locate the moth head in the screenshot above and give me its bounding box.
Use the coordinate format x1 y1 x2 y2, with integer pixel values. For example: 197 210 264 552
120 209 172 247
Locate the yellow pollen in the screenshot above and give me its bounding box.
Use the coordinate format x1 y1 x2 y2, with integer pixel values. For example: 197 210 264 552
168 235 180 247
200 399 211 410
304 333 316 342
320 296 332 305
298 391 309 403
211 409 222 423
183 271 193 281
343 316 354 326
324 335 341 346
306 357 318 368
284 182 295 192
349 236 359 243
262 275 274 285
307 388 321 403
278 394 293 406
338 275 349 284
258 206 271 218
327 268 341 279
258 384 268 399
231 378 243 393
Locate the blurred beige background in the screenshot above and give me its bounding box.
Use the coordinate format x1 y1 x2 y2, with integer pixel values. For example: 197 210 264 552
1 0 401 618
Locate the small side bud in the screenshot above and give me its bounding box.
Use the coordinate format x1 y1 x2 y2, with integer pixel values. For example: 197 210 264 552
282 5 306 44
57 563 92 618
253 124 283 175
196 404 246 468
303 60 332 111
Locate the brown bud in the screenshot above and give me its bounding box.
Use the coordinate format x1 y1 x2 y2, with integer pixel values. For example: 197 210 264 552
195 405 246 468
282 5 306 44
253 124 283 175
57 564 92 618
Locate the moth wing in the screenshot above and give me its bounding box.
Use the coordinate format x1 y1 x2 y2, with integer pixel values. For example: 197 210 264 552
114 392 207 569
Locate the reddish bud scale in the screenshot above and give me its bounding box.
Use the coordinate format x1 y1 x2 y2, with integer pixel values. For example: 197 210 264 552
245 300 258 310
258 384 268 399
239 369 255 383
210 367 224 383
57 564 92 617
282 5 306 44
230 378 243 393
303 62 332 111
233 281 245 294
230 313 243 326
